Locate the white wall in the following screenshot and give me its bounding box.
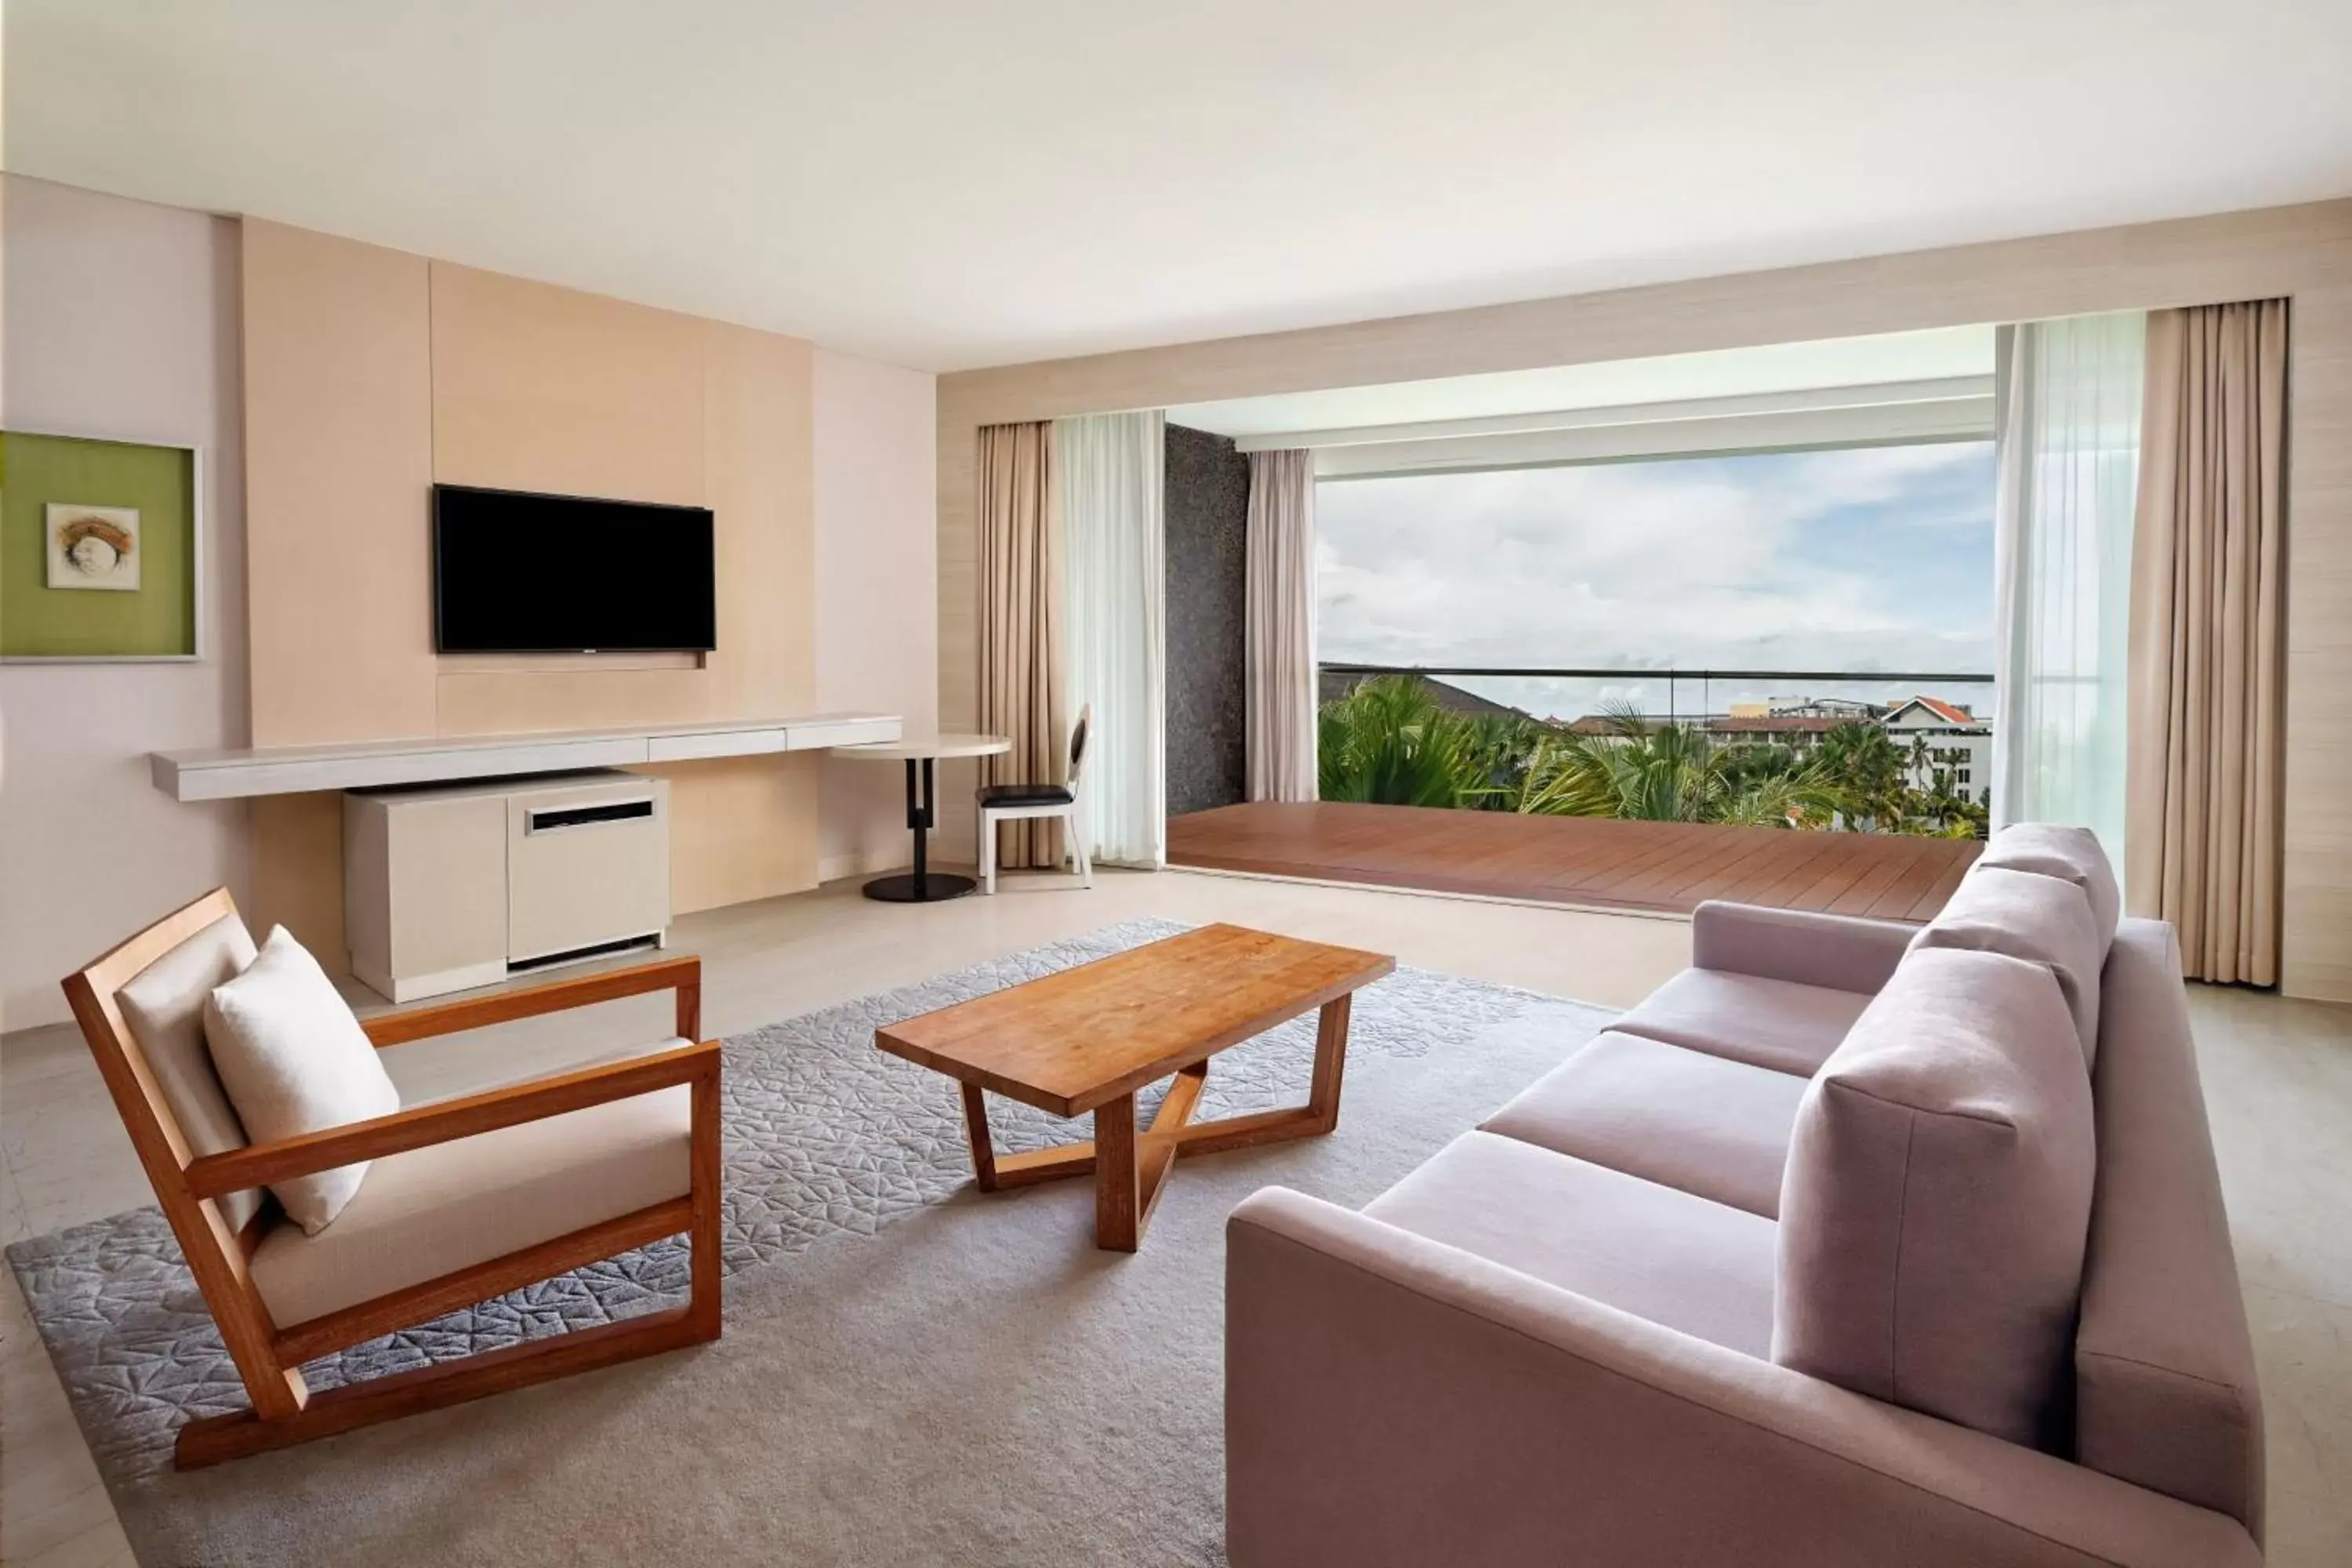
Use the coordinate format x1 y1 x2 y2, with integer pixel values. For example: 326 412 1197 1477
812 347 941 880
0 174 252 1030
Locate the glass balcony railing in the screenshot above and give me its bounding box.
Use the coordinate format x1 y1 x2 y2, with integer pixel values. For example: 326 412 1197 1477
1315 662 1997 837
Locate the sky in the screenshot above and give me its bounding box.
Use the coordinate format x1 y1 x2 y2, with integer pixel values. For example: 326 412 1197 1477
1314 440 1997 721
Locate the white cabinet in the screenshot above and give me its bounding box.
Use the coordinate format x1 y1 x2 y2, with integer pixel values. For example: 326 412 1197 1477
505 775 670 964
344 771 670 1002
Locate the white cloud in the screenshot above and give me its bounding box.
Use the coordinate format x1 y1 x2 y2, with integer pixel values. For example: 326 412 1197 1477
1316 443 1994 690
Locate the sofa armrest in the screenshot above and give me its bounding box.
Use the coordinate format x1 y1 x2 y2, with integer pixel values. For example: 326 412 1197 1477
1226 1188 2258 1568
1690 900 1915 993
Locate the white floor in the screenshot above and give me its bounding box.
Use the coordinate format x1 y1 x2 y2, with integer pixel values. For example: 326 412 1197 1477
2 868 2347 1565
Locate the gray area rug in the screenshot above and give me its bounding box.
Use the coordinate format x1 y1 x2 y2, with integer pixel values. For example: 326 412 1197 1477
9 920 1613 1567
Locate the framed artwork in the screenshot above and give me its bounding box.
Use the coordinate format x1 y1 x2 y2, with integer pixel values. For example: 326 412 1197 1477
2 430 201 661
46 503 143 590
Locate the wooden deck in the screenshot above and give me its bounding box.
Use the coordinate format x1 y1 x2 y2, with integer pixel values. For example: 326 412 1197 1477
1166 803 1980 921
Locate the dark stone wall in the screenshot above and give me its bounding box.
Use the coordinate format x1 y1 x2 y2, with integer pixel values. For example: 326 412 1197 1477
1163 423 1250 816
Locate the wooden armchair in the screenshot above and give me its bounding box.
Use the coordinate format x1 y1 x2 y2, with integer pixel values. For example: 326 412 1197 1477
61 887 722 1468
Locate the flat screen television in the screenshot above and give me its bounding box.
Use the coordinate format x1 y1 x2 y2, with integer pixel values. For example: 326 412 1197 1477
433 485 717 654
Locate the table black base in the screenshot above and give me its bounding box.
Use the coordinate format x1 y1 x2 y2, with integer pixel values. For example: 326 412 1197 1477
862 872 978 903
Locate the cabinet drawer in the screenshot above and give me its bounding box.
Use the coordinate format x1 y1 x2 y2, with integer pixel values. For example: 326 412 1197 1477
506 779 670 962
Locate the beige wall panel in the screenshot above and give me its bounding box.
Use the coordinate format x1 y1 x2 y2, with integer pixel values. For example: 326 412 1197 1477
236 223 873 929
2280 281 2352 998
937 199 2352 997
250 793 349 974
428 260 706 505
434 666 714 735
704 321 817 718
814 347 940 880
636 754 819 914
936 418 980 731
243 220 437 746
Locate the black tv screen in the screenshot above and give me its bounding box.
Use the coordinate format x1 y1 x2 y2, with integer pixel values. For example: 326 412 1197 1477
433 485 717 654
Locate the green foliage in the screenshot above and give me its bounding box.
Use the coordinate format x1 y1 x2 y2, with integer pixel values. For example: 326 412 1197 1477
1316 677 1504 809
1514 704 1843 827
1314 679 1988 838
1814 720 1910 829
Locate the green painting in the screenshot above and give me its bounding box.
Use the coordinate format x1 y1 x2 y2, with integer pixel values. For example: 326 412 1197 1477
0 430 198 658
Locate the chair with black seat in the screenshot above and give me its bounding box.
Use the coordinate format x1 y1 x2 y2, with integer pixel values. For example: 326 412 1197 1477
976 703 1092 895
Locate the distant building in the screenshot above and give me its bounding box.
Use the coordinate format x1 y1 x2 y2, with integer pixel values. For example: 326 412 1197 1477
1552 691 1992 807
1766 695 1886 720
1883 696 1991 804
1702 713 1843 746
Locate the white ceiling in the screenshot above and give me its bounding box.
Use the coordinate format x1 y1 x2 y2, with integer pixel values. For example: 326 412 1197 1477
1167 325 1997 438
5 2 2348 372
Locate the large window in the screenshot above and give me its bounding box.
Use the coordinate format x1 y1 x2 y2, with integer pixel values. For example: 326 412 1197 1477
1313 441 1998 831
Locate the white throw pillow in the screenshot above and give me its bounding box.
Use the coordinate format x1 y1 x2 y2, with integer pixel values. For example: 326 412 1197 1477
204 927 401 1235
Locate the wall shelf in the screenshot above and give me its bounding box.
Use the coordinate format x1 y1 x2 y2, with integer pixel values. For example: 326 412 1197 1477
151 712 902 801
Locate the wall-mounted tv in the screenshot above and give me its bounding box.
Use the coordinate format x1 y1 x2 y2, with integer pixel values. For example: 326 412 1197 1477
433 485 717 654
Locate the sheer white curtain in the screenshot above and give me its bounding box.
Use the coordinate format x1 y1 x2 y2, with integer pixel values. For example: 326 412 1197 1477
1057 411 1167 867
1991 312 2146 862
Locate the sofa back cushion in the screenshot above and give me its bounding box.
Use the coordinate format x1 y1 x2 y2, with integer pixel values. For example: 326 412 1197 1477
2074 919 2266 1539
1910 866 2105 1069
1976 823 2121 945
1773 946 2095 1450
117 912 264 1234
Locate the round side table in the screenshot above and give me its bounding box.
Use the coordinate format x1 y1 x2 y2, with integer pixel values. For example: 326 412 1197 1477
833 733 1012 902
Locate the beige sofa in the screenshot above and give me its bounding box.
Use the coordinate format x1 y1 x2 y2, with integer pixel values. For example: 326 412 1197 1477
1226 825 2264 1567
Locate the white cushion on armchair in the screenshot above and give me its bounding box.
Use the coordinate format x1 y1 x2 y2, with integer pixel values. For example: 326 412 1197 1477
203 927 401 1233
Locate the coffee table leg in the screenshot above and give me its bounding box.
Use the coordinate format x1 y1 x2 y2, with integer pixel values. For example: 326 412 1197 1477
1308 993 1353 1133
960 1082 999 1192
960 991 1360 1253
1094 1093 1139 1252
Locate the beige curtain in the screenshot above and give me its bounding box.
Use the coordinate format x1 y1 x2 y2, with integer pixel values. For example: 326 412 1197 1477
2126 300 2287 985
1245 449 1317 801
977 422 1067 868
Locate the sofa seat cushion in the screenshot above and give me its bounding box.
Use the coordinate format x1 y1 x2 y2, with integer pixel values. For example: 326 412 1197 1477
1480 1031 1806 1218
1363 1131 1776 1357
250 1072 693 1327
1611 967 1871 1077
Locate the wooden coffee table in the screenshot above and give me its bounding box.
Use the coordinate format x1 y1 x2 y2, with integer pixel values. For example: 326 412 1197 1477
874 924 1396 1250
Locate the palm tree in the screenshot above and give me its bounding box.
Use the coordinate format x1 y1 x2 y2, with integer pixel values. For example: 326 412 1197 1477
1454 711 1550 808
1316 677 1504 808
1515 704 1841 828
1814 720 1908 828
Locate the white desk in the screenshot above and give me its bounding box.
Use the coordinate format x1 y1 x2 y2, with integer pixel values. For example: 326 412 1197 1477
151 712 902 800
835 732 1011 902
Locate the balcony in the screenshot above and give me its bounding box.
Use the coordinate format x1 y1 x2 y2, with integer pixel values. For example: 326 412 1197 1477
1167 664 1994 920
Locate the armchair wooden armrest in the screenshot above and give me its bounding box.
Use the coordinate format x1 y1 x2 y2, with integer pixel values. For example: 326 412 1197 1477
183 1038 718 1199
361 953 702 1047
